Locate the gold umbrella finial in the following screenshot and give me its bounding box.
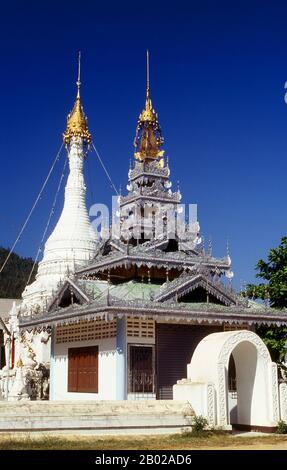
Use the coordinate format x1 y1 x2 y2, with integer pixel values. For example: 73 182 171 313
63 52 91 147
134 51 164 161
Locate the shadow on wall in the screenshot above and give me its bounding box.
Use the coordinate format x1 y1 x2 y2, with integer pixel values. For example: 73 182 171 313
228 342 257 426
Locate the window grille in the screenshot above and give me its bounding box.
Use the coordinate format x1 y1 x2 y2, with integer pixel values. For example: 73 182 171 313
56 318 117 344
126 316 155 339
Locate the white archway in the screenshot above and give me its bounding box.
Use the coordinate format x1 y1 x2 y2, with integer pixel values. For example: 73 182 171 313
182 330 280 429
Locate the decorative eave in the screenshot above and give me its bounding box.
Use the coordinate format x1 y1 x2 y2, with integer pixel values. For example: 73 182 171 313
128 166 170 182
119 192 181 208
19 298 287 331
76 251 231 276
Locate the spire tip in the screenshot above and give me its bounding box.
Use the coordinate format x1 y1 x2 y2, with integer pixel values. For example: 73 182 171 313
146 50 150 92
77 51 81 98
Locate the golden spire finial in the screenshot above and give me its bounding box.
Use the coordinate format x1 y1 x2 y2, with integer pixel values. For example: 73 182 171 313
134 51 164 161
63 52 91 147
140 49 154 122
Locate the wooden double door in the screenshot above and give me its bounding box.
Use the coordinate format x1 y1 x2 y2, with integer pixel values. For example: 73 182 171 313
68 346 98 393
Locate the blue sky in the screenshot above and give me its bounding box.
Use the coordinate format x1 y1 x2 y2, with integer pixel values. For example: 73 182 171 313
0 0 287 289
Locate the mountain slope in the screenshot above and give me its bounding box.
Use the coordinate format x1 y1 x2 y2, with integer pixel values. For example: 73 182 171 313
0 247 36 298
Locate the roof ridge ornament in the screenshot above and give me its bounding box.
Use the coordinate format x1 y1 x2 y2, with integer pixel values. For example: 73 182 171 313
63 52 91 147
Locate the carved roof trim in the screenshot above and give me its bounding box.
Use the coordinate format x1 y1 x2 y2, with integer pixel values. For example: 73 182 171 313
76 252 230 275
154 272 241 306
19 300 287 330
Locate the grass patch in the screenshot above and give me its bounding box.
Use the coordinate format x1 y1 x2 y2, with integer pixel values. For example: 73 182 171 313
0 432 287 450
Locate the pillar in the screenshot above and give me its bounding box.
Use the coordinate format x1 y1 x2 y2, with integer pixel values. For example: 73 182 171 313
116 317 127 400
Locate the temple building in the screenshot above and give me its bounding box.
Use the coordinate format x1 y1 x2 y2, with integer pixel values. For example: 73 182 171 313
1 54 287 430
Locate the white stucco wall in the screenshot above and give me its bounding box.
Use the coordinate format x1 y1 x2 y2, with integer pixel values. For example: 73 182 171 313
173 382 206 414
173 381 216 426
279 382 287 422
51 338 117 401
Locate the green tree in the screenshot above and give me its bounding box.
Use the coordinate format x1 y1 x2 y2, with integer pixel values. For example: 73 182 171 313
246 237 287 364
0 247 36 298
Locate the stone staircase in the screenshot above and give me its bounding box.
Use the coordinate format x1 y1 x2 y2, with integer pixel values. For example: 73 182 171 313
0 400 193 435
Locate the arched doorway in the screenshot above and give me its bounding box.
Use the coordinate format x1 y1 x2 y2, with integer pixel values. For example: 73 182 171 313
185 330 280 429
227 340 268 427
227 354 237 424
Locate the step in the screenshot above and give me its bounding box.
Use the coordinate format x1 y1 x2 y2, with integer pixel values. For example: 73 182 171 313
0 400 194 435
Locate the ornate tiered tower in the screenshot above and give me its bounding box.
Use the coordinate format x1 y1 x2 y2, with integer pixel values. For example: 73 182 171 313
119 51 198 245
77 53 229 284
21 56 98 312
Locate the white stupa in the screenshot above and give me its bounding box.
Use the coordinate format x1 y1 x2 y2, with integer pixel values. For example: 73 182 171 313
21 58 98 312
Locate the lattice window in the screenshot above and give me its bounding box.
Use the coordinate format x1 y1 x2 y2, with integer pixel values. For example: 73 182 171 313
126 317 155 339
56 318 117 344
224 323 249 332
